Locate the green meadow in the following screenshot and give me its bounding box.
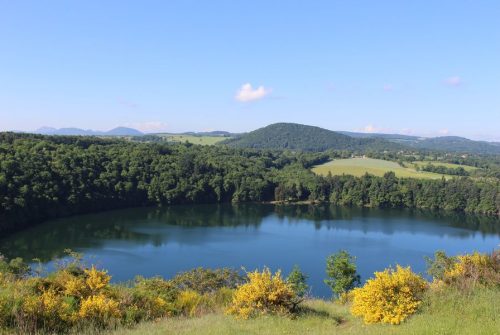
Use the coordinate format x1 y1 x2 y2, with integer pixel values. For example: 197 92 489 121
107 287 499 335
157 134 229 145
312 158 448 179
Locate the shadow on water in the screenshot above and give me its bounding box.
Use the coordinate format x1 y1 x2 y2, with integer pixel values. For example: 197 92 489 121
0 204 273 261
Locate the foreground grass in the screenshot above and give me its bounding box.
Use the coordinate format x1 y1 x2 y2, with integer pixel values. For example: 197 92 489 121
107 287 499 335
312 158 447 179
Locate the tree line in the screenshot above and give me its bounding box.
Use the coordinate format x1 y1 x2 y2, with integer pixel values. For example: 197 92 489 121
0 133 498 234
417 163 469 176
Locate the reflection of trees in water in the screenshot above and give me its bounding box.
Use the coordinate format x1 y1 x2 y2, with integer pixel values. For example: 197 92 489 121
417 210 500 235
0 204 271 262
150 203 272 228
273 204 500 235
0 209 152 261
0 204 497 263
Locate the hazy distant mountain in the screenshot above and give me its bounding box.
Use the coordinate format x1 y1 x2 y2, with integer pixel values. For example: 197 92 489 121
338 131 500 154
34 127 143 136
411 136 500 154
222 123 403 151
337 131 422 142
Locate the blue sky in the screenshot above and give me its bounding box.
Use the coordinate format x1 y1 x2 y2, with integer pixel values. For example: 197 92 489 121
1 1 499 140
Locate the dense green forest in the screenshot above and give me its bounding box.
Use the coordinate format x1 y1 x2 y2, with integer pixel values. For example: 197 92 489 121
0 133 498 234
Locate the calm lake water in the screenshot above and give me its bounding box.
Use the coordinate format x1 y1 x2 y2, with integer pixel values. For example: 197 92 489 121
1 204 499 297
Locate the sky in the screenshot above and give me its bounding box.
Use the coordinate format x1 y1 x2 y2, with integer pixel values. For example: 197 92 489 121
1 1 499 141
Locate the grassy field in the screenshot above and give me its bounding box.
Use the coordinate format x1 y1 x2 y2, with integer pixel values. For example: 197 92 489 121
312 158 448 179
411 161 478 172
107 287 499 335
156 134 229 145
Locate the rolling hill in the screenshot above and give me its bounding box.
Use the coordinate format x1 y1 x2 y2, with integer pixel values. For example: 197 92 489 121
221 123 403 151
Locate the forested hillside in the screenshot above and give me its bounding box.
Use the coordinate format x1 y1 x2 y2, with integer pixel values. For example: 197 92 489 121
340 131 500 155
411 136 500 154
222 123 403 151
0 133 498 234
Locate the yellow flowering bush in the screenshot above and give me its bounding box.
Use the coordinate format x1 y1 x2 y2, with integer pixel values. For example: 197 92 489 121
226 268 296 319
176 290 203 317
174 287 235 317
443 251 499 287
350 265 427 325
85 266 111 293
64 276 87 297
22 288 75 331
78 294 121 325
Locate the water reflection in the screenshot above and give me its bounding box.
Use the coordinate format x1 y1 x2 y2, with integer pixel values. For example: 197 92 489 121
1 204 498 263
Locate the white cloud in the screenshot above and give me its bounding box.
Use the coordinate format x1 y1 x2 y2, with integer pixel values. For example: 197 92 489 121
235 83 271 102
362 124 377 133
127 121 168 133
444 76 462 87
438 128 449 135
358 124 391 133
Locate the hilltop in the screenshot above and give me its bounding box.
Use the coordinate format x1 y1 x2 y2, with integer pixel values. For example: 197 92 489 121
221 123 402 151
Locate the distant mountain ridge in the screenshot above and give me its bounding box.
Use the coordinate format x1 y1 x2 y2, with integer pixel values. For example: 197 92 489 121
34 126 143 136
338 131 500 154
337 131 423 141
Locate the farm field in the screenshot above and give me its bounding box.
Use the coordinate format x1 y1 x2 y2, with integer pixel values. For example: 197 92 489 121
156 134 229 145
411 161 478 171
312 158 448 179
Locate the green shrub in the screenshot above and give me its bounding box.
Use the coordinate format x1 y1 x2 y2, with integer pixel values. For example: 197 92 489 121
134 276 179 302
171 268 244 294
286 265 309 298
0 255 30 277
425 250 456 280
324 250 360 298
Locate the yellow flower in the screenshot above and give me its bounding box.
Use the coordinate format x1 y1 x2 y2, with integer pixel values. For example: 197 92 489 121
444 252 492 281
350 265 427 325
84 266 111 293
79 294 121 320
176 290 202 317
226 268 296 319
64 276 87 297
